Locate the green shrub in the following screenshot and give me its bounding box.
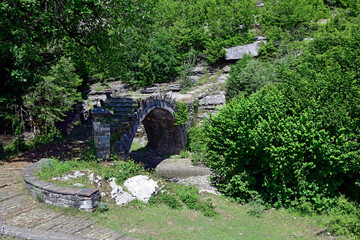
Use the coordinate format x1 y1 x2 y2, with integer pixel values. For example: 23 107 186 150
4 135 29 156
154 184 217 216
204 84 359 210
158 193 182 210
95 201 109 213
174 102 189 126
247 195 265 218
226 56 277 100
187 126 207 164
203 16 360 211
260 0 329 40
327 196 360 237
197 198 217 217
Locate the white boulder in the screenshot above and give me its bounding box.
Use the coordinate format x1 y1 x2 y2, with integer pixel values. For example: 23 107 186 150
109 178 135 205
124 175 159 203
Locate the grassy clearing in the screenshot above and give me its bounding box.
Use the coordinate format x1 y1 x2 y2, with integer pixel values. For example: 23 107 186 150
35 158 350 239
89 194 333 240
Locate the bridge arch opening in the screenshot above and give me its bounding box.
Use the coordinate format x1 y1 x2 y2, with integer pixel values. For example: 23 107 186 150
93 95 187 161
139 108 185 154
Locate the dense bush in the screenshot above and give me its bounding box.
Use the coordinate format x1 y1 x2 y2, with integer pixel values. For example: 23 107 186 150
260 0 329 40
203 16 360 211
327 196 360 237
226 56 277 100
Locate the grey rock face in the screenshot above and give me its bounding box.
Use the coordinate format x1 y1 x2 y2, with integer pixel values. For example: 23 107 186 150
140 83 182 94
189 75 200 83
217 74 230 83
199 94 226 107
124 175 159 203
190 66 205 75
225 40 267 60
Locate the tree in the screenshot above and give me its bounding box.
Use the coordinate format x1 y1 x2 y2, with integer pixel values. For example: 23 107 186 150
23 57 82 134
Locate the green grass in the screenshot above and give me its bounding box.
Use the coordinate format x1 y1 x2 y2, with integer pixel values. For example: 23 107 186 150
36 157 148 185
169 150 191 159
94 194 332 240
34 159 351 240
130 139 147 152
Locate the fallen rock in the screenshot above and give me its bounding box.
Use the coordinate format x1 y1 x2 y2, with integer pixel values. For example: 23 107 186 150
124 175 159 203
140 86 160 94
189 76 200 83
225 40 266 60
73 183 84 187
165 84 181 92
109 178 135 205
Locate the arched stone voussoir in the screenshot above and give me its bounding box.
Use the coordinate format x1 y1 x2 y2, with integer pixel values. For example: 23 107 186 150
111 94 186 159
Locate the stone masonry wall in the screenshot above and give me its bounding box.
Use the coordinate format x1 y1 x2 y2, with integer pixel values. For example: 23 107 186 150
23 158 100 211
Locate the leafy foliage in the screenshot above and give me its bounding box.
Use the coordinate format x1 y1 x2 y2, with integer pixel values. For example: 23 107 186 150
327 196 360 237
226 56 277 100
202 15 360 211
174 102 189 126
23 57 82 134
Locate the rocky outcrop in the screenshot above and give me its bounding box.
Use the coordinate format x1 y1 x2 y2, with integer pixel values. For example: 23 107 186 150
225 38 267 60
140 83 181 94
198 93 226 110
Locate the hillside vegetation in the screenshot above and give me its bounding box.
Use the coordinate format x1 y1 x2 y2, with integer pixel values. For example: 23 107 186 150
1 0 360 237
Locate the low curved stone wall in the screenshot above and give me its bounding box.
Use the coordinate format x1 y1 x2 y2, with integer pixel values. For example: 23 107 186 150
23 158 100 211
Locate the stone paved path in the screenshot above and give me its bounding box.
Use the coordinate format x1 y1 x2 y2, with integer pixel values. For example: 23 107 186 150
0 161 128 240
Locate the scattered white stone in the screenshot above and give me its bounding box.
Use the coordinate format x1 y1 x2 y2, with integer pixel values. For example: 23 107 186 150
255 36 267 41
73 183 84 187
124 175 159 203
191 66 205 75
189 76 200 83
303 38 314 42
52 171 86 181
109 178 135 205
88 172 103 187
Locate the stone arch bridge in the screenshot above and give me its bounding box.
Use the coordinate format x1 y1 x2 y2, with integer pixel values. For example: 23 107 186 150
91 94 187 159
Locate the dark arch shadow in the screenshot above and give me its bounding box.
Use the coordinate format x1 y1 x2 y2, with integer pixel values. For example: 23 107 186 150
128 108 186 169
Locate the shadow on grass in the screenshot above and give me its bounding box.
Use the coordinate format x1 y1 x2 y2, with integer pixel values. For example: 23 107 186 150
129 144 172 169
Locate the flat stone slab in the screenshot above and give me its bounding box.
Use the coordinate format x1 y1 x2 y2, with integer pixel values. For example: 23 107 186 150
225 40 267 60
155 158 212 178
